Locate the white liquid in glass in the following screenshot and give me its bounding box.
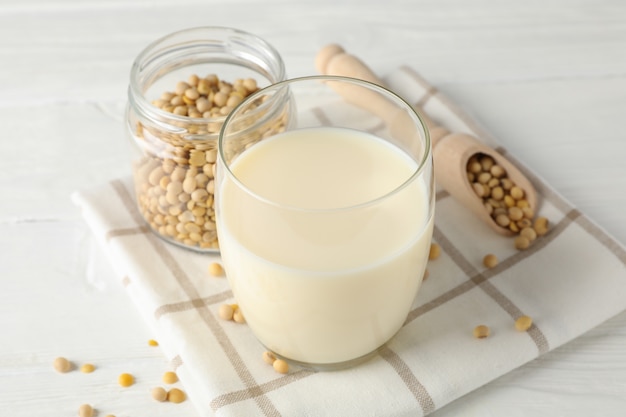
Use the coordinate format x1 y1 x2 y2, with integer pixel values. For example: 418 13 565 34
217 127 433 365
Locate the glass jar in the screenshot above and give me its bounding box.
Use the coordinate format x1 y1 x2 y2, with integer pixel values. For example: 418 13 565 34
126 27 286 251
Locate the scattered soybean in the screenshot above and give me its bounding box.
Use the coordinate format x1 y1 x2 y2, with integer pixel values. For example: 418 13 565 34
151 386 168 402
273 359 289 374
53 357 72 373
262 351 276 365
473 325 490 339
162 371 178 384
78 404 94 417
483 254 498 268
428 243 441 260
167 388 186 404
80 363 95 374
118 373 134 387
208 262 224 277
515 315 533 332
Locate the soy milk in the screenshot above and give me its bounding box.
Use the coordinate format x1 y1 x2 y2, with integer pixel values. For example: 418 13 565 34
217 127 433 365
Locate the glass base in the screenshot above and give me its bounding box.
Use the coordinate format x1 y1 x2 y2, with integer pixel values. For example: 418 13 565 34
267 345 381 372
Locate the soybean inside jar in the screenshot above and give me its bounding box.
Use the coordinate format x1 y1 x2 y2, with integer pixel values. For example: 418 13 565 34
126 27 286 251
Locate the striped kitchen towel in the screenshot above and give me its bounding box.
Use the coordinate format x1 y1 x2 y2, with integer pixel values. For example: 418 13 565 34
72 66 626 417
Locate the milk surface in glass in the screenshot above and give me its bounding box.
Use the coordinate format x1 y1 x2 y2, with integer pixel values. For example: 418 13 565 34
217 126 433 365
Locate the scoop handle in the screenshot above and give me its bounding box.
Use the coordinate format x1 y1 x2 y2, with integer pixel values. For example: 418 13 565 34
316 44 449 145
316 44 381 85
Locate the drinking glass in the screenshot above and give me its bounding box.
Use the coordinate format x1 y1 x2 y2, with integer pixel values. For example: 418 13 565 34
216 76 434 370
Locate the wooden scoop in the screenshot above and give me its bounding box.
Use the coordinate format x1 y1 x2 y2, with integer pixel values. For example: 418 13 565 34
316 44 537 236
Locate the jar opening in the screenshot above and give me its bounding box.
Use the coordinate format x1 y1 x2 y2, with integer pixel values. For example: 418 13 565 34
128 26 286 142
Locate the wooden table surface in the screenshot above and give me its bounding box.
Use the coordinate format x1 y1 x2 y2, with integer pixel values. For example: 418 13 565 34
2 1 625 415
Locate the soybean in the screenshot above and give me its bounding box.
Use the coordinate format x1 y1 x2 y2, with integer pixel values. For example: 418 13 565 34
428 243 441 260
514 236 531 250
483 254 498 268
515 315 533 331
534 216 549 236
273 359 289 374
162 371 178 384
118 373 134 387
262 351 276 365
233 307 246 324
167 388 186 404
80 363 95 373
218 303 234 321
473 325 490 339
53 356 72 373
78 404 94 417
520 227 537 242
151 386 168 402
208 262 224 277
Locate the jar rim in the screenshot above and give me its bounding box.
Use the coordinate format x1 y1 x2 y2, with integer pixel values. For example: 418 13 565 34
128 26 286 139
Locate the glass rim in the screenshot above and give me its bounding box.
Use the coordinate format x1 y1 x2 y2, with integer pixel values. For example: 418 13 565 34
218 74 432 213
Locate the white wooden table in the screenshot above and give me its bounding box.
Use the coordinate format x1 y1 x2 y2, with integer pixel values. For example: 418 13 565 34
2 1 625 415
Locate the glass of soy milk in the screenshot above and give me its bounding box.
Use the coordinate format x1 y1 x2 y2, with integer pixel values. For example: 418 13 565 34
215 76 434 370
